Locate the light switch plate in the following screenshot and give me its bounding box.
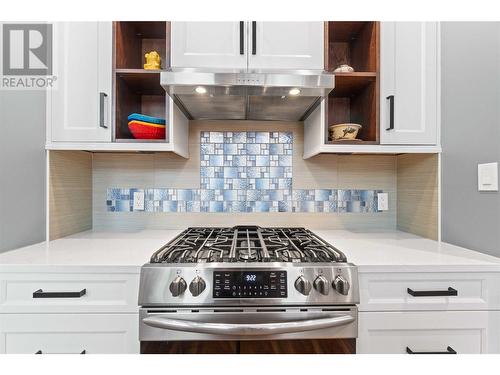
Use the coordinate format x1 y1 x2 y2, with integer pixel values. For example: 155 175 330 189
377 193 389 211
478 162 498 191
133 191 145 210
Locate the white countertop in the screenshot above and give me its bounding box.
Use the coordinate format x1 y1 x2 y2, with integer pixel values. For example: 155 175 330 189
1 229 499 273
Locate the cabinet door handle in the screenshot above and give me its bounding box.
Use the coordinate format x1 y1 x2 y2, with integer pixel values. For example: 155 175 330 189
386 95 394 130
36 350 86 354
407 287 458 297
406 346 457 355
99 92 108 129
251 21 257 55
33 288 86 298
239 21 245 55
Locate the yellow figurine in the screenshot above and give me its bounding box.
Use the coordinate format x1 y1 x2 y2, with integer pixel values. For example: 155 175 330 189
144 51 161 70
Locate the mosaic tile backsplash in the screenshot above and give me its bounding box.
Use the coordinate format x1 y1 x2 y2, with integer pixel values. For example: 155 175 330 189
106 131 384 214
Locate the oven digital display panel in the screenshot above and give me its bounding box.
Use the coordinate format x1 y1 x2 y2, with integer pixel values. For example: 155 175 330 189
213 271 287 298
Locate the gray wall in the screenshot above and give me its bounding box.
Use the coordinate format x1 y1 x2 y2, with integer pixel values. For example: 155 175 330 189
0 90 46 253
441 22 500 257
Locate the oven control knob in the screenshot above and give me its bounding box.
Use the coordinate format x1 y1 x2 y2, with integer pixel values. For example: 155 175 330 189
189 276 206 297
333 275 350 296
169 276 187 297
294 275 312 296
313 275 330 295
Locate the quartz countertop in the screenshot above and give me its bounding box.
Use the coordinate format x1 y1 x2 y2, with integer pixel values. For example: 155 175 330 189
1 229 499 273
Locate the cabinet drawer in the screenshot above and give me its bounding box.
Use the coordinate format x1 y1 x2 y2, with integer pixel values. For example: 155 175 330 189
0 313 138 354
357 311 500 354
0 272 139 313
359 272 500 311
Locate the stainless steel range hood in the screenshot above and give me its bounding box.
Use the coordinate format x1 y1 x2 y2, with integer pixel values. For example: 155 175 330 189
160 68 335 121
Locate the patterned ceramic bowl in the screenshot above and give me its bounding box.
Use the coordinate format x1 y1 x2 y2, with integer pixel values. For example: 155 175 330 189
329 123 362 141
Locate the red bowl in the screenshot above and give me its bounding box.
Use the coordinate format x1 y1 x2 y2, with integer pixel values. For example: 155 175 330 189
128 120 166 140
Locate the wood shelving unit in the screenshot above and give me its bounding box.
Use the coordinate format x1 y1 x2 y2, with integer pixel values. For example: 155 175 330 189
324 22 379 144
113 22 170 141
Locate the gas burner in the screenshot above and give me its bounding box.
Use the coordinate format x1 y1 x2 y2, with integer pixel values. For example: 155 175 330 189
150 226 347 264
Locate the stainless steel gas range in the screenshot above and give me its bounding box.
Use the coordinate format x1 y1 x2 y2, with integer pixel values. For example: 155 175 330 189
138 226 359 354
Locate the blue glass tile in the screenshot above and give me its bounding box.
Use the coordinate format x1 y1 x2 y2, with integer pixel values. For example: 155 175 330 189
246 167 261 178
314 189 331 202
255 201 270 212
254 178 269 190
162 201 178 212
223 167 238 178
209 155 224 166
223 190 238 201
256 132 270 143
209 132 224 143
209 178 224 189
232 132 247 143
279 132 293 144
201 143 215 155
177 189 193 201
269 143 284 155
268 190 284 201
224 144 238 155
269 166 285 178
337 189 352 201
247 190 263 201
200 167 215 178
278 155 292 167
255 155 270 167
232 178 249 189
209 201 223 212
116 200 130 212
346 200 362 213
278 178 292 189
246 143 261 155
187 201 201 213
232 155 247 167
230 201 247 212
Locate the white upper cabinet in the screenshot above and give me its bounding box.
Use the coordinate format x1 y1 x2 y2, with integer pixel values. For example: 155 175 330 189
380 22 439 145
48 22 112 142
248 22 324 70
171 22 247 69
171 22 324 70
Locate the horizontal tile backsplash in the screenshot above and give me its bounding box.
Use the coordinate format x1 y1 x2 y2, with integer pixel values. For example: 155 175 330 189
106 188 382 213
106 131 383 215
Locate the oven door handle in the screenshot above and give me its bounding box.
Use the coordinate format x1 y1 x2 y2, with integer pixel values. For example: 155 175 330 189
142 315 355 336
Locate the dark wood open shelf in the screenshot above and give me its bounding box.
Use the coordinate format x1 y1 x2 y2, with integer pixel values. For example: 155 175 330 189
325 21 378 74
113 22 170 141
332 72 376 97
114 21 169 70
325 22 379 144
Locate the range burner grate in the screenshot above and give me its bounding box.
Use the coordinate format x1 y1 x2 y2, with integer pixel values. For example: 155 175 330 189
150 226 347 264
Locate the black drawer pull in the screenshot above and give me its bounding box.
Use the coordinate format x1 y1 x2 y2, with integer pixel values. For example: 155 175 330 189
406 346 457 355
36 350 86 354
407 287 457 297
33 288 86 298
386 95 394 130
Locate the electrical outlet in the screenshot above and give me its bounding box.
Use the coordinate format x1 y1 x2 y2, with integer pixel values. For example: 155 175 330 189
478 162 498 191
377 193 389 211
133 191 145 211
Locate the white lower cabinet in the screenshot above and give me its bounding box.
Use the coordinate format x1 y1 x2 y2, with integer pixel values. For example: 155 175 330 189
357 311 500 354
0 313 138 354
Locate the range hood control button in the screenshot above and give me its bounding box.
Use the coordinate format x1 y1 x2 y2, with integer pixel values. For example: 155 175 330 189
294 275 312 296
189 276 206 297
169 276 187 297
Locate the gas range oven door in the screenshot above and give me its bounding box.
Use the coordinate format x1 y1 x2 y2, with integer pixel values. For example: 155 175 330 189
140 306 357 354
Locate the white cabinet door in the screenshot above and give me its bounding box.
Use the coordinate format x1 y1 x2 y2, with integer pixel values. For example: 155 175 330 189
48 22 112 142
0 313 138 354
380 22 438 145
171 22 247 69
248 22 324 70
358 311 500 354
